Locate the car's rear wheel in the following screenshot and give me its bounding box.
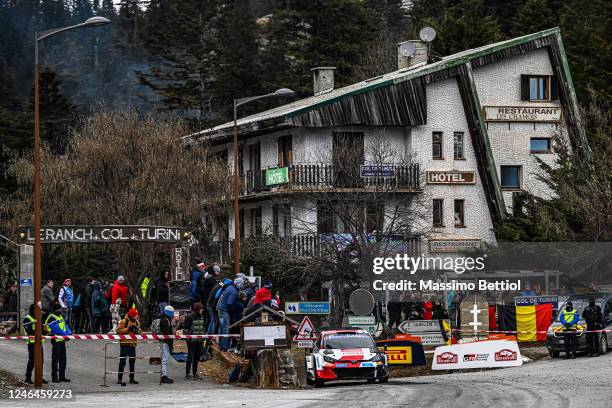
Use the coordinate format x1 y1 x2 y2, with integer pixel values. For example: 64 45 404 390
600 335 608 354
548 349 560 358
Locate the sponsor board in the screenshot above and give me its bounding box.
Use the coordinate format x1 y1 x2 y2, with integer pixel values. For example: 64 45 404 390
432 340 523 370
384 346 413 365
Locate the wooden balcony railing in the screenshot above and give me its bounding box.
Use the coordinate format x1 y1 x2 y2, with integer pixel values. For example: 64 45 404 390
240 163 420 197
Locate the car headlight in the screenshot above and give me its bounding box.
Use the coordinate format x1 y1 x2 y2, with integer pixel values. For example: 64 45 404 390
370 353 382 362
547 326 553 335
323 355 337 363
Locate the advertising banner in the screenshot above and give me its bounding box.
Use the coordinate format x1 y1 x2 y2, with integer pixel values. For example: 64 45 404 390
432 340 523 370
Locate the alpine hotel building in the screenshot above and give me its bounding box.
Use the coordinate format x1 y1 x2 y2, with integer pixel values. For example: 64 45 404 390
191 28 586 262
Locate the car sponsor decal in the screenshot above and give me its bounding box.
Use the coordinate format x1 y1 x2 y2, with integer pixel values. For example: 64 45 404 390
436 352 458 364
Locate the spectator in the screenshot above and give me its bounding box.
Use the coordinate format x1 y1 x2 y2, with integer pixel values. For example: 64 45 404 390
45 302 71 383
158 305 175 384
91 282 109 333
201 265 220 306
116 308 141 386
423 301 433 320
387 301 402 329
253 281 273 306
58 279 74 326
80 277 95 333
154 271 171 312
112 275 129 316
206 278 232 334
181 302 206 380
218 278 243 351
41 280 55 315
189 263 206 306
2 282 18 321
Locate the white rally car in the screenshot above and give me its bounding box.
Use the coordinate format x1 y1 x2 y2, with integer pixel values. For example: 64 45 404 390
306 329 389 386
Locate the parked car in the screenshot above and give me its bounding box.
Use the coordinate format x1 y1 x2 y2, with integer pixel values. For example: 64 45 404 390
546 292 612 357
305 329 389 387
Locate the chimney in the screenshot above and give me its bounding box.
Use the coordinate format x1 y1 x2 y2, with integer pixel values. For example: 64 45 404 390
311 67 336 96
397 40 428 70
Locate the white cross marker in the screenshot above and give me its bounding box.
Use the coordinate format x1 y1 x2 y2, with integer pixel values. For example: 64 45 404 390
469 304 482 331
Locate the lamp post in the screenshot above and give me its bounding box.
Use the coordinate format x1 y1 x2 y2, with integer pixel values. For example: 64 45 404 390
232 88 296 276
33 16 110 388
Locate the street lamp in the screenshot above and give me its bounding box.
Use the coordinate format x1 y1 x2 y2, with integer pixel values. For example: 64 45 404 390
232 88 296 276
32 16 110 388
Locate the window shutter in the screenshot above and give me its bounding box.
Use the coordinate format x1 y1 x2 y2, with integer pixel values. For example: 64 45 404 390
520 75 530 101
551 75 559 101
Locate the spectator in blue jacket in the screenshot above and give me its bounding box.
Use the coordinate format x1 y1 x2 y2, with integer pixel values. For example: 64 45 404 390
217 278 244 351
189 263 206 305
91 282 109 333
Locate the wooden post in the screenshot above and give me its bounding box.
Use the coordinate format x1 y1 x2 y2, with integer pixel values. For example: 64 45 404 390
256 349 279 388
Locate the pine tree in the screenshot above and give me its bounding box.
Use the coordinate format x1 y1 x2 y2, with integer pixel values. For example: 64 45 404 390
511 0 555 37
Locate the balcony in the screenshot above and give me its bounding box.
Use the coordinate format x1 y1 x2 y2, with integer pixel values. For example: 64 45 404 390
204 234 422 264
240 163 420 198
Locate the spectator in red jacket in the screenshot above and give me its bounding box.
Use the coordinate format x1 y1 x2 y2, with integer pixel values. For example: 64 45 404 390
112 275 129 315
253 282 272 306
423 301 433 320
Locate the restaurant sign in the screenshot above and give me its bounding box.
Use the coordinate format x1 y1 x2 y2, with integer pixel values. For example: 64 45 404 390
429 239 482 253
426 171 475 185
483 106 562 122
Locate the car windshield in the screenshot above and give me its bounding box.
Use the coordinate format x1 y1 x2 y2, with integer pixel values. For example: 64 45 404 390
557 301 591 321
321 333 376 349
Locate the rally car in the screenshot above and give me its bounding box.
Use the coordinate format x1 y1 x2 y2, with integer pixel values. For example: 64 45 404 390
305 329 389 387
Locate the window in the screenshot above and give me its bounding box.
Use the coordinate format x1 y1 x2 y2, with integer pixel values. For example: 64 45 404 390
332 132 364 188
454 200 465 227
366 202 384 234
239 209 245 239
277 135 293 167
432 132 443 159
500 166 522 189
521 75 558 101
433 199 444 227
530 138 551 153
249 207 262 237
317 202 334 234
273 204 291 237
453 132 464 159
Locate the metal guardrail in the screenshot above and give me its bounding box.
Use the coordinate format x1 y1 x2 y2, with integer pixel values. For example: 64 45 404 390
102 341 162 387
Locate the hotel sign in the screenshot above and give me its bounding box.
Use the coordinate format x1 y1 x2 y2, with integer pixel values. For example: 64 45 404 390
265 167 289 186
426 171 475 185
483 106 562 122
429 239 482 253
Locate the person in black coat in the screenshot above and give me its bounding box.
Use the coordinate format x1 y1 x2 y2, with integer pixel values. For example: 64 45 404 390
154 271 171 311
583 298 603 357
2 283 18 321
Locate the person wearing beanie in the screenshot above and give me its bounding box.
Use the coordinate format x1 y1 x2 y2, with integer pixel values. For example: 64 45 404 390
158 305 175 384
217 279 242 351
181 302 206 380
58 278 74 327
45 302 72 383
115 307 141 386
112 275 129 316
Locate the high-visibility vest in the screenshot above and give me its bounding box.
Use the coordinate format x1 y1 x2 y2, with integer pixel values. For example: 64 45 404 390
45 313 67 342
23 315 45 344
561 309 579 330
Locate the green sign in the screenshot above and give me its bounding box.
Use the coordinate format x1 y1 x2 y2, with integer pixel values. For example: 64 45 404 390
265 167 289 186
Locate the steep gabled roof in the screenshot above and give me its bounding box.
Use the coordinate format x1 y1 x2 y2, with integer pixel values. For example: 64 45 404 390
188 27 582 146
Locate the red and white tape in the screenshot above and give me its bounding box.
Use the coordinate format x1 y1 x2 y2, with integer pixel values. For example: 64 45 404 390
0 334 240 341
452 328 612 334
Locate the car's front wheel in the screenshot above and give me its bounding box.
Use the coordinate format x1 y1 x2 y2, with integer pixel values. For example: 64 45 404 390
600 335 609 354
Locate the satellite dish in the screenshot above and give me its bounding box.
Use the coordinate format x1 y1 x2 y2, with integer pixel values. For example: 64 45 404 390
420 27 437 43
399 41 416 57
349 288 375 316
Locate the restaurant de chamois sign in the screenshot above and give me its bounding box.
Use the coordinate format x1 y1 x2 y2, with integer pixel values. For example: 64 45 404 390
483 106 562 122
20 225 185 244
426 171 475 185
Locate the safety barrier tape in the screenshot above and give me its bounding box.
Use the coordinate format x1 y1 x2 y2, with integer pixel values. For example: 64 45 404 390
0 334 240 341
451 328 612 334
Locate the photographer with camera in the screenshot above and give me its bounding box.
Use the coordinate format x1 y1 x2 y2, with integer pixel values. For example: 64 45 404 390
115 308 141 386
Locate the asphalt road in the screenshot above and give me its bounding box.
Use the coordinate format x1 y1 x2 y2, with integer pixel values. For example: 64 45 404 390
1 339 611 408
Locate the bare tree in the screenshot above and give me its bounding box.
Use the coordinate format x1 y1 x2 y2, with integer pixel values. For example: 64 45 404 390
0 108 229 322
240 129 430 325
